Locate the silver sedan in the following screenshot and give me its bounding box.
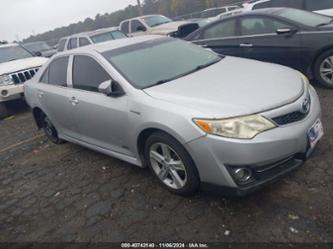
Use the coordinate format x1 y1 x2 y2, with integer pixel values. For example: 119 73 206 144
24 36 323 196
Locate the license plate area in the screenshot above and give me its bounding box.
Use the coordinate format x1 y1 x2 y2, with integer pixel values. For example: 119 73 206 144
307 119 324 149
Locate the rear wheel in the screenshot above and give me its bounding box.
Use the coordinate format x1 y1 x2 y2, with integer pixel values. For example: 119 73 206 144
144 132 200 196
43 116 64 144
0 103 8 120
314 49 333 88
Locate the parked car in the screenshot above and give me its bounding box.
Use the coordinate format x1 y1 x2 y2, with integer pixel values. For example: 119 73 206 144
22 41 57 58
185 18 211 28
214 8 246 20
0 43 47 118
186 8 333 88
119 15 199 38
243 0 333 17
25 36 323 196
57 27 127 52
200 6 243 21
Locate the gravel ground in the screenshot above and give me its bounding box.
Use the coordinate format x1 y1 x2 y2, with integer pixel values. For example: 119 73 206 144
0 87 332 243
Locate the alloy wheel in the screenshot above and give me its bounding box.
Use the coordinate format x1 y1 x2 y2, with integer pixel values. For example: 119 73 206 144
149 143 187 190
320 56 333 86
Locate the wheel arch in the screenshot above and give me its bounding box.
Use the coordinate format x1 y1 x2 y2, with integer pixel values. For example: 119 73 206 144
136 126 191 168
32 107 46 129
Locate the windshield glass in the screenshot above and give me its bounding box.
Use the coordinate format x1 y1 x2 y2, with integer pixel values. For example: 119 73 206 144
276 8 333 27
142 15 172 27
0 45 33 63
90 31 127 43
103 38 221 89
24 42 50 52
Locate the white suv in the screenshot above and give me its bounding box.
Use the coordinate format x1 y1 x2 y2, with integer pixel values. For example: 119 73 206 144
0 43 47 117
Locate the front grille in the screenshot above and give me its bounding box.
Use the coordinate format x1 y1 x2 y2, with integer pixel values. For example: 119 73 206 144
272 111 307 125
10 68 40 84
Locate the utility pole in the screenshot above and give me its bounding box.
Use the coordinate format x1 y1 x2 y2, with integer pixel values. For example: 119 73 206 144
137 0 143 15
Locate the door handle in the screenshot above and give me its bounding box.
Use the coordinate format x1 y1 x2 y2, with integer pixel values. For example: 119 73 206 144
240 43 253 47
69 97 79 106
37 90 44 98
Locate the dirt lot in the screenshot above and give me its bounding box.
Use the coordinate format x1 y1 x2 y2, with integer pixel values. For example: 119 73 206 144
0 86 332 243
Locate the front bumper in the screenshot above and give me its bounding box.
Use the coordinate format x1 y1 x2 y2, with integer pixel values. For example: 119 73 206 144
185 86 322 195
0 84 24 102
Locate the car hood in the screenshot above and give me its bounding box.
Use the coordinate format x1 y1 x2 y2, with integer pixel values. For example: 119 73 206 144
150 20 194 35
0 57 48 75
144 57 304 118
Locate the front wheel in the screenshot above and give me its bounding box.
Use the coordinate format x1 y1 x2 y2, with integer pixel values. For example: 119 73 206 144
0 103 8 120
314 49 333 88
144 132 200 196
43 116 65 144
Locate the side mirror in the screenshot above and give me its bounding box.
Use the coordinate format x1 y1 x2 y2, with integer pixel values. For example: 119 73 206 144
35 51 42 57
276 28 296 36
98 80 125 97
136 26 147 32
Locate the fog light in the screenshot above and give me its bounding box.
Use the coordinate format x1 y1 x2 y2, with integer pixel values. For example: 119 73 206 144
233 168 252 184
1 90 8 97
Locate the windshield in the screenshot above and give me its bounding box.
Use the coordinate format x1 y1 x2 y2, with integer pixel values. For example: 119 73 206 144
103 38 221 89
142 15 172 27
90 31 127 43
0 45 33 63
276 8 333 27
24 42 51 52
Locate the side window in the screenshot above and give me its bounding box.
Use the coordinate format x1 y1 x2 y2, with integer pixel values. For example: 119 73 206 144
79 37 91 47
240 17 291 36
68 38 77 50
58 39 66 52
203 19 236 39
72 55 111 92
131 20 145 32
48 57 69 87
40 68 49 83
306 0 333 11
120 21 130 34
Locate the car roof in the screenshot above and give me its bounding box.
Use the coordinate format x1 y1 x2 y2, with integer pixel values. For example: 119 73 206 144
75 27 120 37
23 41 47 45
0 43 19 48
58 35 163 55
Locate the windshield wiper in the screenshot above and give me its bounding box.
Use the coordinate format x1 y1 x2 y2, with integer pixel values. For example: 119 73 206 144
147 58 222 88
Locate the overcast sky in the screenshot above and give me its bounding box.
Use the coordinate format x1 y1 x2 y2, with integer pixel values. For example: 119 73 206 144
0 0 137 42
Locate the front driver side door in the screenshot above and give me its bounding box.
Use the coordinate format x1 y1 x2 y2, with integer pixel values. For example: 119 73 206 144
68 54 132 156
238 16 303 71
192 18 244 57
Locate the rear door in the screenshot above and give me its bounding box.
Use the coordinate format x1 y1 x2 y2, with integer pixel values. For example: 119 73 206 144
238 16 303 71
192 18 244 57
36 56 79 137
67 54 131 155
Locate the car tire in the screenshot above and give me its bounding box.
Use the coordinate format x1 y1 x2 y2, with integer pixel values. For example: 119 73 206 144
0 103 8 120
314 49 333 89
144 131 200 196
42 116 65 144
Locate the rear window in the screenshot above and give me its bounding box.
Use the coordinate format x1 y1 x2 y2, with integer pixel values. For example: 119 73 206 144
90 31 127 44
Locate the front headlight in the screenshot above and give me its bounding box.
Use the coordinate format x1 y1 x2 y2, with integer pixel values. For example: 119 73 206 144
0 74 14 86
193 115 276 139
